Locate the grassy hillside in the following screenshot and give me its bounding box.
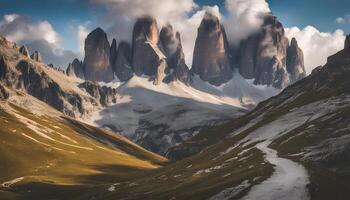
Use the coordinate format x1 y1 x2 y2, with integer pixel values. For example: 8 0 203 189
0 87 166 200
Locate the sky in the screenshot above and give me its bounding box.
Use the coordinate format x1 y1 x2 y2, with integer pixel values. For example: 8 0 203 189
0 0 349 73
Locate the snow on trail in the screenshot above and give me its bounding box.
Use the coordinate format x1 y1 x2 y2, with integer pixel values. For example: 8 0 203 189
242 141 309 200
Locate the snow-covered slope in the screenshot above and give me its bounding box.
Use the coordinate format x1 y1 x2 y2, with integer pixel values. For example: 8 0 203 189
87 76 252 154
191 70 280 108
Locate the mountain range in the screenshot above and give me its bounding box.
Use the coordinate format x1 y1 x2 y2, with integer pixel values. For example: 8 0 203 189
0 9 349 200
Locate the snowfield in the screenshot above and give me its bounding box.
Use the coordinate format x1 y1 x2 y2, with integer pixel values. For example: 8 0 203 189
87 72 278 139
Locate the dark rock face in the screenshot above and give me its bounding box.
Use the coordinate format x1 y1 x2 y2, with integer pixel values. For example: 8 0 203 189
30 51 42 62
113 41 134 81
191 12 233 86
66 59 85 79
237 15 302 89
327 34 350 66
132 16 164 77
0 57 84 117
66 63 76 77
253 15 290 89
72 59 85 79
237 34 260 79
345 34 350 50
83 28 114 82
19 45 30 57
78 81 117 106
159 24 191 84
287 38 306 82
110 38 118 69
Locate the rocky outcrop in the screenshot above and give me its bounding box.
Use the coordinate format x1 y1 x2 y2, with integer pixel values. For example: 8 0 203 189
132 16 164 77
19 45 29 57
0 57 84 117
327 34 350 66
237 15 295 89
253 15 290 89
0 82 9 100
287 38 306 82
113 41 134 81
345 34 350 50
66 59 85 79
83 28 114 82
66 63 76 77
78 81 117 106
159 24 191 84
191 12 232 86
30 51 42 62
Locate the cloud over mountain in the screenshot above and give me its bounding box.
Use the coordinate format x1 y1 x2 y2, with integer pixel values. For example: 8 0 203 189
285 26 346 74
0 14 79 68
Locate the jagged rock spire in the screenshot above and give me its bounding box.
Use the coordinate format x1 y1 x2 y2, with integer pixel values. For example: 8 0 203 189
191 11 232 86
287 38 306 82
159 24 191 84
19 45 30 57
83 27 114 82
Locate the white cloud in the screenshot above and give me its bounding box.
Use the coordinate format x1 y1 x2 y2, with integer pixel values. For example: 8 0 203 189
285 26 346 74
0 14 61 46
91 0 220 66
335 15 350 24
76 24 89 55
0 14 79 68
224 0 271 45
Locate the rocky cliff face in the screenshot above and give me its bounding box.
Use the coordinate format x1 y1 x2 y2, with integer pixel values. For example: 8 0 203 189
78 81 117 106
237 15 305 89
83 28 114 82
66 58 85 79
0 36 117 118
110 38 118 68
345 34 350 50
237 34 260 79
327 34 350 66
19 45 29 57
191 12 233 86
0 56 83 117
113 41 134 81
253 15 290 89
132 16 165 77
66 63 76 77
30 51 42 62
287 38 306 82
159 24 191 84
